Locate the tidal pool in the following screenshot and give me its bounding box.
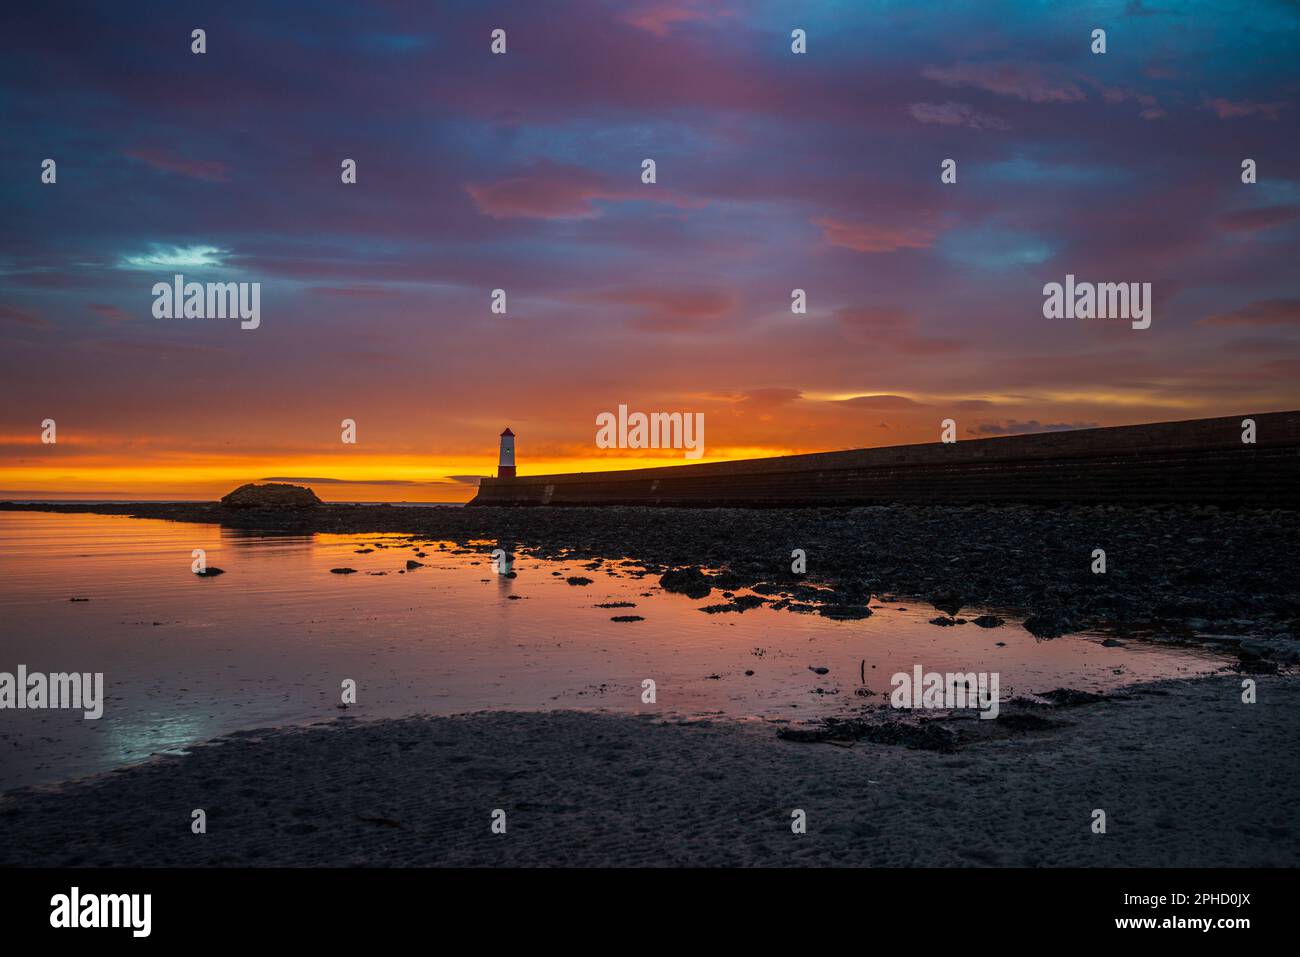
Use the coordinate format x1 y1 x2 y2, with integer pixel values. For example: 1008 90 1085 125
0 511 1230 789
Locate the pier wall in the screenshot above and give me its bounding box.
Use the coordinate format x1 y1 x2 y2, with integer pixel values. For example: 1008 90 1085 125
468 411 1300 507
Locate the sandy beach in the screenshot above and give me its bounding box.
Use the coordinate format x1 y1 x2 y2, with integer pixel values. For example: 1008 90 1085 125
2 674 1296 868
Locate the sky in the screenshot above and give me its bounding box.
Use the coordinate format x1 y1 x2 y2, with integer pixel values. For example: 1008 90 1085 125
1 0 1298 502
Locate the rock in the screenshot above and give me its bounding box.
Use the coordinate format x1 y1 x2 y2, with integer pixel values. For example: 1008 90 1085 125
1023 609 1076 639
329 567 358 575
929 616 959 627
658 566 712 599
194 567 225 577
1036 688 1106 707
809 666 830 675
220 482 321 508
998 712 1060 732
1270 641 1300 665
700 595 767 614
68 597 91 601
405 560 423 570
972 615 1004 628
1239 639 1300 664
930 593 964 616
610 615 644 622
1101 638 1124 647
817 604 873 620
566 576 593 586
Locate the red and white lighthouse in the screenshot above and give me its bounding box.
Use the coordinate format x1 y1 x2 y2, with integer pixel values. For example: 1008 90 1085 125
498 428 516 479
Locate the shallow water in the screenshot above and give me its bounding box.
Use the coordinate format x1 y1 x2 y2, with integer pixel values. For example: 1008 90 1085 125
0 511 1230 789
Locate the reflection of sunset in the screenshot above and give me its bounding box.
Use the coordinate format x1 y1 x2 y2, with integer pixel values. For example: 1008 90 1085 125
0 510 1230 790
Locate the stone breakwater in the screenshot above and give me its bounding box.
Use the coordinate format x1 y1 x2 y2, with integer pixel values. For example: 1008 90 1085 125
471 411 1300 507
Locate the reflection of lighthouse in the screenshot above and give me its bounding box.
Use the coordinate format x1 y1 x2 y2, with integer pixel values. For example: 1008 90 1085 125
498 428 516 479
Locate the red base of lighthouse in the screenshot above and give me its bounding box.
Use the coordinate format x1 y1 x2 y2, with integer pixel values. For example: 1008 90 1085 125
498 466 516 479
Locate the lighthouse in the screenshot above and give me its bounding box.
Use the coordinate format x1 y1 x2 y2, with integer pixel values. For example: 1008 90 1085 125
498 428 516 479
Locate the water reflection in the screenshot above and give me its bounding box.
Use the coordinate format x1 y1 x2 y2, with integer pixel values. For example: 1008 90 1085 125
0 510 1233 790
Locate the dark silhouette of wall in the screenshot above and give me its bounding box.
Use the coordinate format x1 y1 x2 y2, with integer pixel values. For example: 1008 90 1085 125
469 411 1300 507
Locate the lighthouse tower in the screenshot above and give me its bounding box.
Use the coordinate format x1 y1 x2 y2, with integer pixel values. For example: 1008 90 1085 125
498 428 516 479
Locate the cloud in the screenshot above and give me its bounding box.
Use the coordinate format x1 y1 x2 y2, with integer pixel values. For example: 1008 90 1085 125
621 2 724 37
814 216 944 253
1092 84 1166 119
835 394 924 409
1203 97 1286 119
971 420 1098 435
922 62 1085 103
835 306 965 354
1261 358 1300 378
465 162 696 220
908 101 1009 130
736 387 802 407
582 285 735 332
311 286 405 299
1201 298 1300 326
124 149 229 182
88 303 132 325
118 245 227 269
1217 205 1300 232
83 339 231 358
260 476 459 486
0 306 49 328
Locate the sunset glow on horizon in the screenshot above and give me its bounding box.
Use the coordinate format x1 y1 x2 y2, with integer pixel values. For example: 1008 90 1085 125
3 0 1298 502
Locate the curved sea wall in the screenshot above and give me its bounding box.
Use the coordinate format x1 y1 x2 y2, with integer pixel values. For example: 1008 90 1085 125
469 411 1300 508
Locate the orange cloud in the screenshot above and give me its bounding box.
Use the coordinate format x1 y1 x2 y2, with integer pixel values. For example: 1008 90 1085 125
1202 298 1300 326
835 306 965 354
1203 97 1286 120
1218 205 1300 232
466 162 697 220
124 149 229 182
581 285 735 332
814 216 943 253
622 1 724 37
835 394 925 409
0 306 49 328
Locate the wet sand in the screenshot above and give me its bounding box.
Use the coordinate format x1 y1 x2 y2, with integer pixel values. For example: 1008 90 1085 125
2 674 1296 867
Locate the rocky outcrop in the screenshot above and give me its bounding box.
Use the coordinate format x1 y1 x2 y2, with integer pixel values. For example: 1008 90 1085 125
220 483 321 508
658 566 712 599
